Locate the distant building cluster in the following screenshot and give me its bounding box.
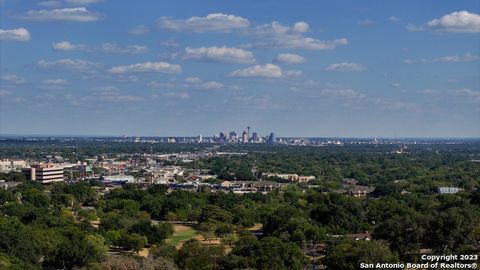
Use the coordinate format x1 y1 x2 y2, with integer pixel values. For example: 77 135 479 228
195 128 276 144
263 173 315 183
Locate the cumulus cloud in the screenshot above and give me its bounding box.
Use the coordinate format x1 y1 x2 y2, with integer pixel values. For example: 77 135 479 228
285 70 303 77
230 64 282 78
109 61 182 74
389 16 400 22
128 25 150 35
198 81 224 90
159 13 250 32
53 41 87 50
100 43 148 54
292 21 309 33
1 75 25 84
161 92 190 99
276 53 305 64
451 88 480 97
405 53 479 64
37 59 101 72
249 21 347 50
53 41 148 54
410 11 480 33
0 28 31 41
20 7 101 22
416 89 436 95
319 89 366 99
184 46 255 64
44 79 68 85
184 77 202 84
80 87 144 103
433 53 479 62
325 62 365 72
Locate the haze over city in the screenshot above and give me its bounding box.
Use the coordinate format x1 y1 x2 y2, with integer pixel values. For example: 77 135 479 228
1 0 479 137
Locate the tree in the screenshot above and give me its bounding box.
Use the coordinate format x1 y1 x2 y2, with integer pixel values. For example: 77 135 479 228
222 236 307 270
176 240 224 270
324 241 398 270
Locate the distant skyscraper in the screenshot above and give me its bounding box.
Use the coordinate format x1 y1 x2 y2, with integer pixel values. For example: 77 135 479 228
252 132 258 142
229 131 237 141
242 131 248 143
267 132 275 144
197 134 203 143
219 132 227 143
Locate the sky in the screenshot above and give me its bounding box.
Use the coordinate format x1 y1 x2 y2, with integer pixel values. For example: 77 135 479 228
0 0 479 137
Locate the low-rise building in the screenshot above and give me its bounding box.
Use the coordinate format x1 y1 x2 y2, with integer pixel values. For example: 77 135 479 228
22 164 64 183
264 173 315 183
438 186 461 194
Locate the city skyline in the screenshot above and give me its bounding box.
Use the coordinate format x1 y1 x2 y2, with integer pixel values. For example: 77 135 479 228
1 1 479 137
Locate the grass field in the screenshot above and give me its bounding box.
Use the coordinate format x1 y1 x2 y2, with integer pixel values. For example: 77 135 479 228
166 224 198 248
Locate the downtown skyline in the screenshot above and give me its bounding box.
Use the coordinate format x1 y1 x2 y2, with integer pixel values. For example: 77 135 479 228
1 0 479 138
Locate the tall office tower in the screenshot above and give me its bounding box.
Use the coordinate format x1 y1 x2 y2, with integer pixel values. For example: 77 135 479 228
229 131 237 141
242 131 248 143
197 134 203 143
252 132 258 142
219 132 227 143
22 164 64 184
267 132 276 144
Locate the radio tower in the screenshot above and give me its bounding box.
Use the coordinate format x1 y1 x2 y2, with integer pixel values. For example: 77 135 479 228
247 126 251 142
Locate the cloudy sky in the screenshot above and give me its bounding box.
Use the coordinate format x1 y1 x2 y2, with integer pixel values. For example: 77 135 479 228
0 0 479 137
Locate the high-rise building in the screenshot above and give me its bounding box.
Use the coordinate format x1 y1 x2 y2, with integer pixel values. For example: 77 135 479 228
267 132 276 144
242 131 248 143
22 164 64 184
229 131 237 141
252 132 258 142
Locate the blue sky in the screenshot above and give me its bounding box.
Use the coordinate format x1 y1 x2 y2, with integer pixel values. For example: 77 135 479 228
0 0 479 137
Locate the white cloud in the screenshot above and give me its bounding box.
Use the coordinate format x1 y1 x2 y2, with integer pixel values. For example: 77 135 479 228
37 59 101 72
100 43 148 54
1 75 25 84
81 88 144 103
128 25 150 35
109 61 182 74
0 89 11 97
159 13 250 32
320 89 366 99
285 70 303 77
184 46 255 64
250 21 348 50
293 21 309 33
412 11 480 33
0 28 31 41
198 81 224 90
53 41 148 54
161 92 190 99
53 40 87 50
20 7 101 22
451 88 480 97
185 77 202 84
230 64 282 78
405 53 479 64
276 53 305 64
416 89 436 95
44 79 68 85
389 16 400 22
325 62 365 72
432 53 479 62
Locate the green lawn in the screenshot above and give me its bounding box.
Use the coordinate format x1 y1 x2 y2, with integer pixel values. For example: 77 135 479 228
166 226 197 247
